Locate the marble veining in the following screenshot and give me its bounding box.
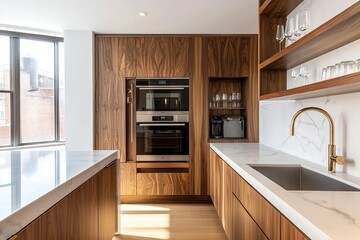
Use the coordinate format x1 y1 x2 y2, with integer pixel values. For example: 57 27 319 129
0 150 117 240
211 143 360 240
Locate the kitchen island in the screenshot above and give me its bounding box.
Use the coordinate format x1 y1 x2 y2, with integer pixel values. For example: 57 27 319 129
0 150 118 240
211 143 360 240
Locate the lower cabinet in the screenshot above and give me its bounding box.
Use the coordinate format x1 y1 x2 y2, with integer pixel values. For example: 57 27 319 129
209 148 309 240
136 172 189 195
232 194 268 240
15 161 117 240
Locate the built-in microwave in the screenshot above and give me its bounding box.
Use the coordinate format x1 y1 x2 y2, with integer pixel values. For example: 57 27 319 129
136 78 189 113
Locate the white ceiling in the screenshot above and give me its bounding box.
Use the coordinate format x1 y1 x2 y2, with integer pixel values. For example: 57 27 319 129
0 0 258 35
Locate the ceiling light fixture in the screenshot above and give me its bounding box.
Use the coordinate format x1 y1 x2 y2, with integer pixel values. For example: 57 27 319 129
139 12 148 17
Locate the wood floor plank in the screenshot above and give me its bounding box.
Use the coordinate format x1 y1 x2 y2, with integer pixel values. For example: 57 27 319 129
114 203 227 240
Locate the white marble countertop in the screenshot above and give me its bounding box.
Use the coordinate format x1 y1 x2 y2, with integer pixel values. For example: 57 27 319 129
0 150 118 240
210 143 360 240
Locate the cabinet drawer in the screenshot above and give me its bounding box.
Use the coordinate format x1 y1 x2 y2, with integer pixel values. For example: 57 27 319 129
232 170 280 240
281 215 309 240
136 172 189 195
232 194 268 240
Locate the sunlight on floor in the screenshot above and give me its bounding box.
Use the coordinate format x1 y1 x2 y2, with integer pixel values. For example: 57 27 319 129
119 204 170 240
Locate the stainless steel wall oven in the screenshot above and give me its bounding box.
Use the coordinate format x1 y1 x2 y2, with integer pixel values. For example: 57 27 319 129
135 78 189 162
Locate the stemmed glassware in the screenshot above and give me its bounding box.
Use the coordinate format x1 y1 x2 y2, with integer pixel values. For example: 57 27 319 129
284 18 295 42
299 9 310 32
276 25 285 51
283 8 311 44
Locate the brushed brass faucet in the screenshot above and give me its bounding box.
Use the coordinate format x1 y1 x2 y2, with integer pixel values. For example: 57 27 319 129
290 107 345 173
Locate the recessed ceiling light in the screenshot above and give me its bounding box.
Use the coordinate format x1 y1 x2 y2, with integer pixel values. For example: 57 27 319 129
139 12 147 17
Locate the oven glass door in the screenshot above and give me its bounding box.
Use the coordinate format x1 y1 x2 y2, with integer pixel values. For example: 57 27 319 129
136 122 189 161
136 88 189 111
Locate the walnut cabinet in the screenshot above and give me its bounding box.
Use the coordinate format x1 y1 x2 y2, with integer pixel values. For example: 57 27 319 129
209 148 309 240
14 161 117 240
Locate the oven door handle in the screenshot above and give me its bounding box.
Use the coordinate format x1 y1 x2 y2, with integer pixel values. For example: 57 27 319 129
138 123 186 126
138 87 185 90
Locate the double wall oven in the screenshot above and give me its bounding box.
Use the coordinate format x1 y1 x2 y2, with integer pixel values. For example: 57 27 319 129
132 78 189 162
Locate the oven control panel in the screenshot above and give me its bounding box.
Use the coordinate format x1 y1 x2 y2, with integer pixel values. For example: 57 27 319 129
152 116 174 121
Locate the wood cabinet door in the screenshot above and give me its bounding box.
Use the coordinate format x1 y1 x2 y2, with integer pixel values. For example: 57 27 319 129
232 194 268 240
213 153 223 217
223 162 232 238
207 37 249 77
136 172 189 195
98 161 117 240
281 216 309 240
120 162 137 195
232 170 280 240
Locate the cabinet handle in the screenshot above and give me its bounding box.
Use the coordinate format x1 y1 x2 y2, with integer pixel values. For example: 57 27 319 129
130 83 134 143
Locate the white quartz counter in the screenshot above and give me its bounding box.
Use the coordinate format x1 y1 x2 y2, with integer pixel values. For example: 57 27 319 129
0 150 117 240
210 143 360 240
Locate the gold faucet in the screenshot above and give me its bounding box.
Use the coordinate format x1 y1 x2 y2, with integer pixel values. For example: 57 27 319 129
290 107 345 173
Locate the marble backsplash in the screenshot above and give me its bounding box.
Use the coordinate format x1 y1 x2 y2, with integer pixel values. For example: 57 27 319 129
259 92 360 177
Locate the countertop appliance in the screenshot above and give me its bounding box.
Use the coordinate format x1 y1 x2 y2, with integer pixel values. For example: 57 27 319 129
210 115 224 139
135 78 190 162
223 116 245 138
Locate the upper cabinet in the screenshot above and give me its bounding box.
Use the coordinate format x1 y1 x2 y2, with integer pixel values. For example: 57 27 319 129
259 1 360 101
136 37 191 78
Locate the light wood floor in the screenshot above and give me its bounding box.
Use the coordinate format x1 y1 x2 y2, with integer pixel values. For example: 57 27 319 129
113 204 227 240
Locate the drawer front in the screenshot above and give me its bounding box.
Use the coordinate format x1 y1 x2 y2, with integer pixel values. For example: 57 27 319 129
281 215 309 240
232 170 280 240
136 172 189 195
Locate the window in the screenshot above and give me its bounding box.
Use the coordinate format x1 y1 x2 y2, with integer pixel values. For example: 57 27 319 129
0 31 65 146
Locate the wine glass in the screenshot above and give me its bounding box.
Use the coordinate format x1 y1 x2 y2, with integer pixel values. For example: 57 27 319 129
294 14 302 38
285 18 295 42
299 65 310 85
299 9 310 33
215 94 221 108
276 25 285 51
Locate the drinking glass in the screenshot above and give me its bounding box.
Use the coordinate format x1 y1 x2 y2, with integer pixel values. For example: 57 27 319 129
299 65 310 85
284 18 295 41
276 25 285 51
215 94 221 108
222 93 228 108
294 14 302 38
356 59 360 72
344 61 356 74
236 93 241 108
299 9 310 32
321 68 327 81
326 65 336 79
334 63 341 78
339 61 346 76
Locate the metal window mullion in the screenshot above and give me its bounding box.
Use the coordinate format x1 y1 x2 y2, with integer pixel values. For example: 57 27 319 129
10 37 20 146
54 41 60 141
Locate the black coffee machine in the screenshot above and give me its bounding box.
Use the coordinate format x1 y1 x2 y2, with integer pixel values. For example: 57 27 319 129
210 115 223 138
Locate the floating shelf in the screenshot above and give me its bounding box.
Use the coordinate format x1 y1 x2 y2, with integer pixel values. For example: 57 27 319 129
260 0 303 17
259 72 360 101
260 1 360 70
208 138 248 143
209 107 245 110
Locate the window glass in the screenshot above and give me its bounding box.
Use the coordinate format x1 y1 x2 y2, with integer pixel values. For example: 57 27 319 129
0 93 11 146
59 42 65 141
20 39 55 143
0 36 10 90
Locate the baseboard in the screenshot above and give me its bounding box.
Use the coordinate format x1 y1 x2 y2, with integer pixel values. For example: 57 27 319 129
120 195 212 204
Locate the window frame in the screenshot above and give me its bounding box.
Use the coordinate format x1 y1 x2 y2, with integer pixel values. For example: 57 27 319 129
0 30 64 147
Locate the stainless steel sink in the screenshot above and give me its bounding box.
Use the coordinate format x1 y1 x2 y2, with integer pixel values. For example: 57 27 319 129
250 165 360 191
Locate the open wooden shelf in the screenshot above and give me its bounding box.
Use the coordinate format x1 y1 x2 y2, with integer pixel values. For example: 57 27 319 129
260 1 360 70
209 107 245 110
259 72 360 100
260 0 303 17
208 138 248 143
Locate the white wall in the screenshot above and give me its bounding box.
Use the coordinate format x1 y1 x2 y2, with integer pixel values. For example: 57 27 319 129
64 30 94 150
260 0 360 176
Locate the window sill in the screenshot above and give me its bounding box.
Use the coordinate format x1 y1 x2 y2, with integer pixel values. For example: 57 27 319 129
0 142 65 151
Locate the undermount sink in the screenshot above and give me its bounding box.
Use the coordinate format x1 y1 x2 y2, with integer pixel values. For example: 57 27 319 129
249 165 360 191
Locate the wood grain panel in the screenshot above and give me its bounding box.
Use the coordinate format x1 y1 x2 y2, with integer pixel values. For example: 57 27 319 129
125 78 136 162
189 37 207 195
124 38 137 78
136 37 172 77
223 162 232 238
281 215 310 240
232 169 280 240
213 153 223 217
259 69 286 96
136 172 189 195
137 162 189 169
172 37 190 77
232 195 268 240
120 162 137 195
260 0 303 17
95 37 126 162
98 162 117 240
244 36 259 142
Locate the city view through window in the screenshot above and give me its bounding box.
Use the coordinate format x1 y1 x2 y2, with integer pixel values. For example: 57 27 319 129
0 34 65 146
